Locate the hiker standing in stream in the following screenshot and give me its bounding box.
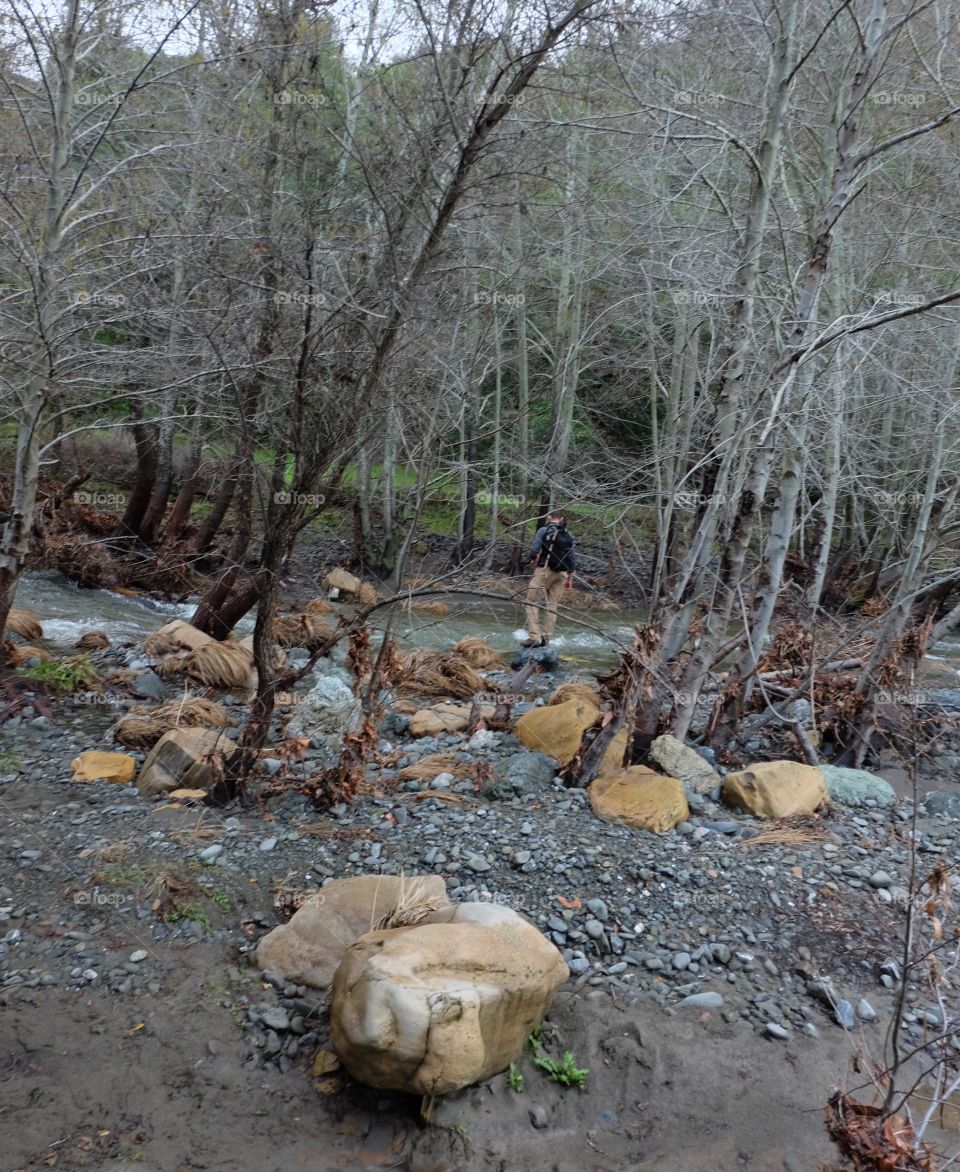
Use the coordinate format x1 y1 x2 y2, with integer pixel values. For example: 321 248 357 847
522 510 576 647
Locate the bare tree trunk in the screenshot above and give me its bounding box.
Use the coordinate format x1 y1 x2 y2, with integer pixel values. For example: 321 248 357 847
162 408 204 545
806 356 844 609
192 447 240 555
117 399 158 540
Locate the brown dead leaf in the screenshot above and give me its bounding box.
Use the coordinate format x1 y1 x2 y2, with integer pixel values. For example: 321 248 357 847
557 896 582 910
168 788 206 800
791 866 803 879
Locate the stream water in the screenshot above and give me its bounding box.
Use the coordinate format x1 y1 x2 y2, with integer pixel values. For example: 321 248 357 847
13 572 643 672
14 570 960 683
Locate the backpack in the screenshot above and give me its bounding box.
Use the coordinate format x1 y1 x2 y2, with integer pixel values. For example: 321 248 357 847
543 524 574 571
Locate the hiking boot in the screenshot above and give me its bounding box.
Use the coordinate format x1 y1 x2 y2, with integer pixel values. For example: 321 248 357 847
521 637 540 649
538 637 550 647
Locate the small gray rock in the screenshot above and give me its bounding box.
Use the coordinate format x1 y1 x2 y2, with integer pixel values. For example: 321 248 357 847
262 1007 290 1032
835 999 856 1030
857 999 877 1022
679 991 724 1010
529 1105 548 1129
765 1022 790 1040
131 669 168 700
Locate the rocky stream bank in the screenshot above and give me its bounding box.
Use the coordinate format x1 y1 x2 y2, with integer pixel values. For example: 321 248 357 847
1 602 960 1171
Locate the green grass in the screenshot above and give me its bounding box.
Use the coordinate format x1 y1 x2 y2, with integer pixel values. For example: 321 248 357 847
97 862 149 889
164 904 210 931
532 1050 589 1089
507 1062 524 1093
0 747 22 773
18 654 98 696
525 1024 587 1089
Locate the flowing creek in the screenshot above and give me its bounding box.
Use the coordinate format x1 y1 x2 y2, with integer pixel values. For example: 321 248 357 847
13 570 960 685
13 571 643 673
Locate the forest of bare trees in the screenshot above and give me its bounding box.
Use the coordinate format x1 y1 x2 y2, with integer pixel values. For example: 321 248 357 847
3 0 960 766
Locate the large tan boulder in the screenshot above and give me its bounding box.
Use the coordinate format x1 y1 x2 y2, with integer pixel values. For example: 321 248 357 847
324 567 362 597
70 750 136 784
650 734 721 795
590 766 689 833
513 699 599 765
331 903 568 1096
137 727 236 797
257 875 450 990
722 760 827 818
409 703 495 738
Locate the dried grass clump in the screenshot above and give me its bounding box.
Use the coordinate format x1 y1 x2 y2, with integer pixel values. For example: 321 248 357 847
548 681 601 709
357 582 378 606
273 612 335 650
304 595 335 616
184 640 253 688
5 642 52 667
396 650 488 700
398 752 477 782
373 877 448 931
153 653 190 678
75 629 109 651
5 609 43 641
114 697 230 747
452 637 505 670
408 600 451 617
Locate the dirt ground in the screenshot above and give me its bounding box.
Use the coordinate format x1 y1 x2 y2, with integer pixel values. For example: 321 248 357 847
1 943 868 1172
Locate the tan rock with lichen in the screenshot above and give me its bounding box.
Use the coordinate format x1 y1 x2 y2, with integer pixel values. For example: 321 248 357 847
513 699 599 765
70 750 136 784
331 903 568 1096
136 727 235 797
257 875 450 989
590 765 689 833
722 760 827 818
408 703 495 737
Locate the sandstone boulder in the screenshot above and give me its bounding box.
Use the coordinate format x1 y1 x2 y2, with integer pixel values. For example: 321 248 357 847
649 734 721 795
137 727 235 797
286 675 363 742
257 875 450 990
513 699 599 765
590 765 688 833
331 903 568 1096
324 567 362 597
408 703 495 738
70 750 136 784
722 760 827 818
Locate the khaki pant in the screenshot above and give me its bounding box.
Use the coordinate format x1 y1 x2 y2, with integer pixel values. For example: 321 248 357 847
525 566 567 639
